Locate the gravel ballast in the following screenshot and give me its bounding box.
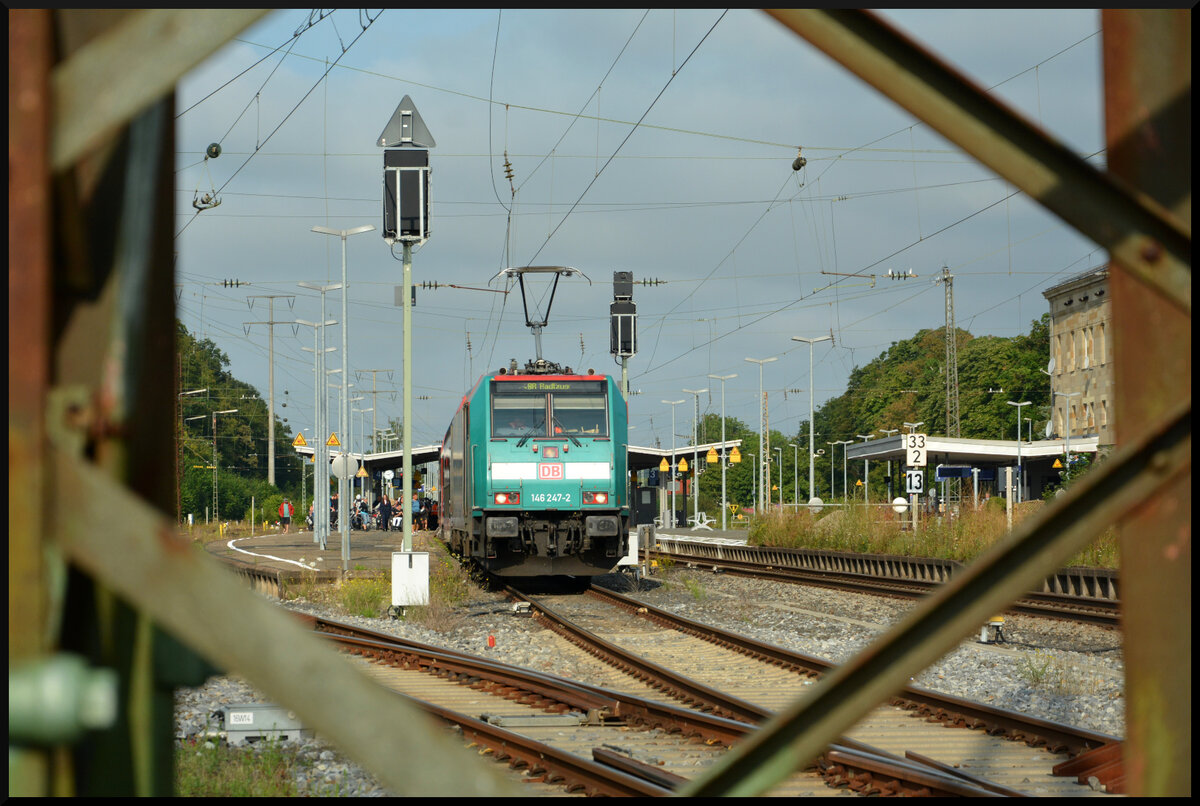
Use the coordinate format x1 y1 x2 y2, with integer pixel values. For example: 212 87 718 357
175 565 1125 796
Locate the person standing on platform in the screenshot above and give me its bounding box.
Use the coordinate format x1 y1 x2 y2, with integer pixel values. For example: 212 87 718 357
379 494 393 532
279 498 294 534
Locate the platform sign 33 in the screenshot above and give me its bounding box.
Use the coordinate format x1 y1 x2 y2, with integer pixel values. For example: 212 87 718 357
905 433 927 467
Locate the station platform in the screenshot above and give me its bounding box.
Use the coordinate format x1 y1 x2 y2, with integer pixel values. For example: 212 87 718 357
203 528 423 594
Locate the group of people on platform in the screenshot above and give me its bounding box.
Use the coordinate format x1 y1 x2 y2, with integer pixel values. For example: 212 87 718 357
296 492 438 533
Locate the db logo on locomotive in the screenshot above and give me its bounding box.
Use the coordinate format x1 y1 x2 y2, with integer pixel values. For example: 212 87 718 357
538 463 564 480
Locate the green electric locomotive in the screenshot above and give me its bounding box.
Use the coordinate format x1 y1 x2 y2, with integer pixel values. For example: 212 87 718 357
439 360 630 578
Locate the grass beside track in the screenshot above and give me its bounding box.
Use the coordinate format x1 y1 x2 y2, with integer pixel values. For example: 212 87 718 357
746 498 1118 569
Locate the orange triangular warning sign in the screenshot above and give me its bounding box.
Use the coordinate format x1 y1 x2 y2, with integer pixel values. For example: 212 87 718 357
326 433 341 447
292 433 307 447
1052 458 1063 468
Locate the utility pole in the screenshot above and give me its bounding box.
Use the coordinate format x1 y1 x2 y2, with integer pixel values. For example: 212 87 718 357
244 293 295 486
936 266 961 438
936 266 961 505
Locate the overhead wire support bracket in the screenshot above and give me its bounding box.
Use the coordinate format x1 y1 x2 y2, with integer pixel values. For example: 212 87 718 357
490 265 591 364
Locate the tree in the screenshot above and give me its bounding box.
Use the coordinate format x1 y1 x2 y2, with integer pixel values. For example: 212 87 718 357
176 320 301 521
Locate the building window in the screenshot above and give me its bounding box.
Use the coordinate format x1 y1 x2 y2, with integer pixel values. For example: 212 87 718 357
1098 322 1106 365
1067 331 1075 371
1102 399 1108 427
1086 402 1095 430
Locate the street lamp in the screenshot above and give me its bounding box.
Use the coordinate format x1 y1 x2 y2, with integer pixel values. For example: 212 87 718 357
774 446 783 510
745 356 777 514
789 443 798 508
903 421 924 434
683 388 705 530
298 281 342 551
792 335 832 507
836 439 854 504
856 433 875 505
1006 401 1031 503
879 428 899 501
826 441 838 499
746 451 756 513
312 224 375 564
707 373 737 530
1053 391 1082 471
662 399 685 528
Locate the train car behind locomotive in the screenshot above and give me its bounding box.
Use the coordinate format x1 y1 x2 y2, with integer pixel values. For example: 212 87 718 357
440 360 630 577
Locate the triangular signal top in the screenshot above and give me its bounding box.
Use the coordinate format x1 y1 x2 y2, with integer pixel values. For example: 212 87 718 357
377 95 436 148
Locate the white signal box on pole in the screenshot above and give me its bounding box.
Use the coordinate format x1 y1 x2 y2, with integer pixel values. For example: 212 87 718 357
905 432 928 467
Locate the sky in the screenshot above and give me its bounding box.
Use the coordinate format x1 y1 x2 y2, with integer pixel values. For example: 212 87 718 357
174 9 1107 454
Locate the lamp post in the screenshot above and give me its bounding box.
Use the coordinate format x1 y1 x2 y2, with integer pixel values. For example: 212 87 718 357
662 399 685 528
789 443 798 509
1053 391 1082 473
879 427 899 501
856 433 875 505
296 302 339 550
1025 417 1033 444
826 441 838 499
836 439 854 504
683 388 705 529
745 356 777 514
777 446 787 510
792 335 832 507
1006 400 1032 503
707 373 737 530
746 452 756 513
311 225 375 558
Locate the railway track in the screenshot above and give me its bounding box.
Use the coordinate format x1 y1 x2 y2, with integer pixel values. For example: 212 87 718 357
508 583 1125 796
296 579 1124 796
648 538 1121 626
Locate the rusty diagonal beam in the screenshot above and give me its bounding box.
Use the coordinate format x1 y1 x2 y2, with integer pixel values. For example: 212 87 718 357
765 9 1190 316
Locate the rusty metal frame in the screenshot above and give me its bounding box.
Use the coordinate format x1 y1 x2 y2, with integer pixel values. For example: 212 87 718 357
12 7 1189 798
680 10 1191 796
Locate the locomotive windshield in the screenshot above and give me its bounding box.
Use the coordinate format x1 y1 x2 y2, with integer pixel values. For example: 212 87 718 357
491 380 608 438
550 395 607 436
493 396 546 437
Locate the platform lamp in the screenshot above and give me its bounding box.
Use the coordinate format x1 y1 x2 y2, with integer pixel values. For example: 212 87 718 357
774 446 783 510
789 443 798 508
683 388 705 529
1006 401 1031 503
879 428 899 501
792 334 832 509
744 356 777 514
707 373 737 530
662 399 685 528
856 433 876 505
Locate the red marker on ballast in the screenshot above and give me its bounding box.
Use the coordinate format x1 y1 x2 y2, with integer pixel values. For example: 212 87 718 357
487 635 496 648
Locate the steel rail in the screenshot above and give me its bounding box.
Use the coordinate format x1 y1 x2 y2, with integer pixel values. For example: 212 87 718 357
652 551 1122 626
583 585 1121 757
306 612 1003 796
399 691 672 797
300 612 752 747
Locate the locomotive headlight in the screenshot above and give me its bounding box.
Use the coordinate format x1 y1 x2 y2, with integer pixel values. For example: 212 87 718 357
582 491 608 505
494 492 520 505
